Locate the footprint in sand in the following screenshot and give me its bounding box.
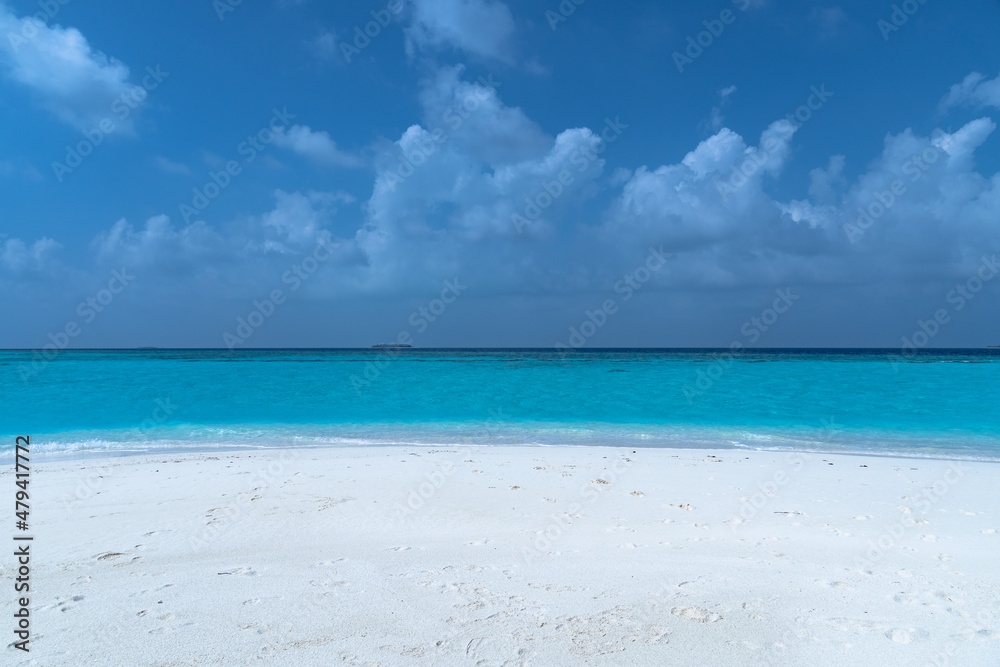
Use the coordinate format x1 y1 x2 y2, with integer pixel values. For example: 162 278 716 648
41 595 85 612
886 628 911 643
672 606 721 623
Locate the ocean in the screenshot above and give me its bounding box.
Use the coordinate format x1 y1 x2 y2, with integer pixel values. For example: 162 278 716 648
2 348 998 460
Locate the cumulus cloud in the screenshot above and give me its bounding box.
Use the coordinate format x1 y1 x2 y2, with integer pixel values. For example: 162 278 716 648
0 6 138 131
405 0 516 62
600 107 999 291
40 69 1000 307
91 215 228 272
261 190 356 249
88 189 365 298
602 120 800 265
941 72 1000 112
273 124 362 167
417 65 550 164
1 236 60 273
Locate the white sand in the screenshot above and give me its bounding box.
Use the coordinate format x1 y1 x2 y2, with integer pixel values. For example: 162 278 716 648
4 445 999 666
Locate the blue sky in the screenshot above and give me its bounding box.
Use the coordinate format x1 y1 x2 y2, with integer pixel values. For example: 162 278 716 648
1 0 999 348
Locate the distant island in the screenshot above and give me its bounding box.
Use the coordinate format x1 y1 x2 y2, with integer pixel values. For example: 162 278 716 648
372 343 413 348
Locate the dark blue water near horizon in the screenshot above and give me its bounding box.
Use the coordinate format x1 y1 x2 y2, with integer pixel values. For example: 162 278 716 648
2 348 999 460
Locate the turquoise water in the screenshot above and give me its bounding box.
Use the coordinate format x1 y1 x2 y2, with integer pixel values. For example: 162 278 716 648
1 349 999 460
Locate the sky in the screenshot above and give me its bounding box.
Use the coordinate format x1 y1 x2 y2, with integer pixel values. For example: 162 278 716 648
1 0 999 349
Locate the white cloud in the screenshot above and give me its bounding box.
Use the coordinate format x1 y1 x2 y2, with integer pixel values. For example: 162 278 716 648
91 215 225 270
273 124 362 167
405 0 516 62
0 6 138 131
598 110 1000 291
810 155 846 201
152 156 191 175
702 85 738 133
261 189 355 249
418 65 550 164
1 236 60 273
90 190 361 294
310 30 338 61
54 70 1000 305
941 72 1000 111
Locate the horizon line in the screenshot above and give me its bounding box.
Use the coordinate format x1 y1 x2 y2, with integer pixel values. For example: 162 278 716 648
2 347 998 352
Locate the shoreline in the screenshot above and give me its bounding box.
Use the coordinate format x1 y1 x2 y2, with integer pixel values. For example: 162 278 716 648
5 444 999 665
6 439 1000 465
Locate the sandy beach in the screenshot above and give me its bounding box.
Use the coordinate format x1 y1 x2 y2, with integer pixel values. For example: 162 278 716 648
5 444 999 666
